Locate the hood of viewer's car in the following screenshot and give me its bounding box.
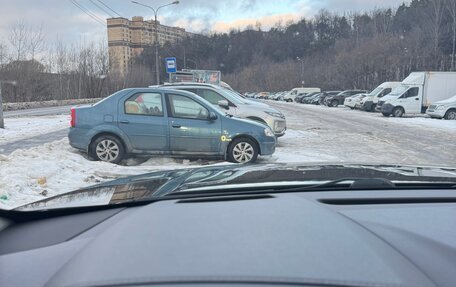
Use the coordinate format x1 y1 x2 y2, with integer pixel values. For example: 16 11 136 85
15 163 456 211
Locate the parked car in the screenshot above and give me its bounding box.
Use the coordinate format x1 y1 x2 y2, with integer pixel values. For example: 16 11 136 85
325 90 368 107
297 92 320 103
68 88 277 164
378 72 456 117
359 82 400 112
308 93 324 104
160 82 287 137
317 91 342 105
301 92 322 104
344 93 367 109
284 87 321 102
426 95 456 120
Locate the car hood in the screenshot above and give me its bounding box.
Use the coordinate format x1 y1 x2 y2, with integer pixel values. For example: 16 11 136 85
381 94 400 102
16 164 456 211
242 100 284 114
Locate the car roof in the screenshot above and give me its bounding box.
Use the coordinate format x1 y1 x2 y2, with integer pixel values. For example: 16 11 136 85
158 82 221 89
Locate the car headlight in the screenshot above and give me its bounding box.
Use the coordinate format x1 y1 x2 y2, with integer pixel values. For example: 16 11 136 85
265 111 285 118
435 105 445 110
264 128 275 137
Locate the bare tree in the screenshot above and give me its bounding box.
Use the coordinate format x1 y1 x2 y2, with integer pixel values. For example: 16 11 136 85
425 0 445 54
0 41 9 65
28 24 46 60
447 0 456 70
8 20 30 61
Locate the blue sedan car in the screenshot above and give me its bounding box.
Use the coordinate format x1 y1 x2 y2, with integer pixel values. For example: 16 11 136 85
68 88 276 164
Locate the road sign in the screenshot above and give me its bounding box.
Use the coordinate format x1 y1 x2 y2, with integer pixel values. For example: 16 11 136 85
165 57 177 73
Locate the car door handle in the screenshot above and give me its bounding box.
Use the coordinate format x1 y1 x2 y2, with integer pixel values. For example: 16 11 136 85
415 98 419 100
120 120 130 124
172 124 181 128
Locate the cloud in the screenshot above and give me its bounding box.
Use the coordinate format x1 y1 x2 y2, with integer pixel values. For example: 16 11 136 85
0 0 408 47
212 12 304 32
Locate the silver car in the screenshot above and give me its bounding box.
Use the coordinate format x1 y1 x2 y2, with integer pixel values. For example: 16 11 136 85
160 83 287 137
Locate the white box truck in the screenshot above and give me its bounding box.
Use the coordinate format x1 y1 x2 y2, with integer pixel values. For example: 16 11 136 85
377 72 456 117
359 82 401 112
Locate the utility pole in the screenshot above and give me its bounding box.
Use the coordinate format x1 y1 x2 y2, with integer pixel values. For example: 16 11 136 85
131 1 180 85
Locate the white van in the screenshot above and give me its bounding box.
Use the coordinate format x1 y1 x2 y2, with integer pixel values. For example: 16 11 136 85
284 87 321 102
377 72 456 117
359 82 400 112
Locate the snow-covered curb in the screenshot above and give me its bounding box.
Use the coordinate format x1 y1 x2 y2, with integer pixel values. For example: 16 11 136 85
2 98 102 111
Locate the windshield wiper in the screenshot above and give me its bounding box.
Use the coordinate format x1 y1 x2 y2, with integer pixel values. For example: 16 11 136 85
167 178 456 198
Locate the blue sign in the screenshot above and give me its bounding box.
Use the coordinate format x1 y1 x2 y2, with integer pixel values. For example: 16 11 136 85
165 57 177 73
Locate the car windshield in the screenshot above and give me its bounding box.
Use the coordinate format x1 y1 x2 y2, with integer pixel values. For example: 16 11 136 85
0 0 455 212
368 87 383 97
388 85 409 97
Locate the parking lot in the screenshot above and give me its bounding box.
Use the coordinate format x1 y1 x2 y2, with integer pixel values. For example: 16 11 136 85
1 100 455 209
266 101 456 165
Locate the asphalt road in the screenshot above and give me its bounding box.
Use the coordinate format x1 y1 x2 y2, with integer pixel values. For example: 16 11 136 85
268 101 456 166
0 128 68 155
3 105 74 118
0 105 71 154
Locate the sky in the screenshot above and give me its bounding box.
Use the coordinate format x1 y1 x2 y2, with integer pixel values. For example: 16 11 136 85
0 0 408 47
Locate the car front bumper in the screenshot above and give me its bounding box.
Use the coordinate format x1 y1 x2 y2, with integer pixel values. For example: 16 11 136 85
259 138 276 156
361 100 374 111
381 103 395 114
426 109 446 118
265 117 287 137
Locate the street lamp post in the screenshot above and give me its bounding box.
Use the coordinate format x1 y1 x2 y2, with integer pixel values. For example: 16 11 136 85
296 57 304 87
131 1 179 85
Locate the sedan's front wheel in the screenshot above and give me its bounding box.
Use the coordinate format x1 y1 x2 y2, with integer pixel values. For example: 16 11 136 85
91 135 125 164
227 138 259 164
444 109 456 120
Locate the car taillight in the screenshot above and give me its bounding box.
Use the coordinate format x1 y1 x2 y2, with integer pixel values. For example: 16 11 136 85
70 108 76 127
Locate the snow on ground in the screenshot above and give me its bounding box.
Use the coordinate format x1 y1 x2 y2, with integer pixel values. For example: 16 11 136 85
273 101 456 131
0 115 69 144
0 139 228 210
0 129 341 210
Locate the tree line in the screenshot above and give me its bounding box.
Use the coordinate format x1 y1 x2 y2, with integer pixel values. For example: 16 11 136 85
1 0 456 102
156 0 456 92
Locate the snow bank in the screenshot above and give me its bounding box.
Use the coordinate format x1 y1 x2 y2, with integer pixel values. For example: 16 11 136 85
2 98 101 111
0 139 227 209
0 115 69 144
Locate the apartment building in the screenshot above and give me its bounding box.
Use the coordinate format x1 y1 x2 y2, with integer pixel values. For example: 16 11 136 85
107 16 191 75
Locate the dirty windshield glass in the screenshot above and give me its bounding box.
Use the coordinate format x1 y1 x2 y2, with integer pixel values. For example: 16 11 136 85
0 0 455 210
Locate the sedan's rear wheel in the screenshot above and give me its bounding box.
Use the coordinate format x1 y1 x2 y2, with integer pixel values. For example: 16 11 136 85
227 138 259 164
91 135 124 164
331 100 339 107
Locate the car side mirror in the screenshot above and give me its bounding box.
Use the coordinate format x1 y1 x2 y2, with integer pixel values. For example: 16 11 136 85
208 112 218 121
218 100 230 110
